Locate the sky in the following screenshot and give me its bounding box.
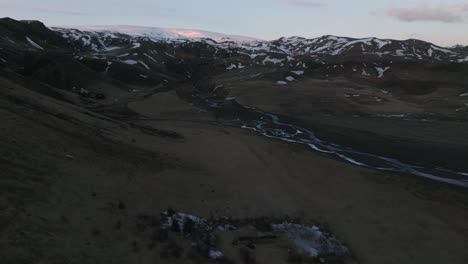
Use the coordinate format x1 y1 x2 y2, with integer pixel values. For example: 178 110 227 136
1 0 468 46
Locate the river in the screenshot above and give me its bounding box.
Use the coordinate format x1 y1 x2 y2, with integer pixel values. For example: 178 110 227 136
202 96 468 188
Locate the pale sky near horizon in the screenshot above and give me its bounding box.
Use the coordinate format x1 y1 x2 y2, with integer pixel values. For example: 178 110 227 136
1 0 468 46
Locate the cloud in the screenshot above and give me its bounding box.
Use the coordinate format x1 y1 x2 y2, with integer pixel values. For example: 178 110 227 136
279 0 326 8
383 3 468 23
385 6 462 23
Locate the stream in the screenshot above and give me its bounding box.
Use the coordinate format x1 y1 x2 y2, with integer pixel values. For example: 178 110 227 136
203 97 468 188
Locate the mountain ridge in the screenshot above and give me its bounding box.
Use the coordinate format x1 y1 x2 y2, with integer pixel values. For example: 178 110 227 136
51 22 468 48
1 17 463 56
52 24 261 43
48 25 468 65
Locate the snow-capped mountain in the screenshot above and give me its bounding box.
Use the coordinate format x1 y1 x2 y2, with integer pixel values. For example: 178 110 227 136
269 36 459 60
53 25 260 43
2 18 468 92
50 25 467 63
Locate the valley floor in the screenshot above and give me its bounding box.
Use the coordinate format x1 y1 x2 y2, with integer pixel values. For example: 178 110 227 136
1 80 468 264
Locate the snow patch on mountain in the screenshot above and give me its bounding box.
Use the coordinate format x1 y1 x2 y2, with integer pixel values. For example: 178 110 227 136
26 37 43 50
458 56 468 62
430 45 455 54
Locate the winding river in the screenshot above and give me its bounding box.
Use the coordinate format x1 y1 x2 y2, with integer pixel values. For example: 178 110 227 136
204 97 468 188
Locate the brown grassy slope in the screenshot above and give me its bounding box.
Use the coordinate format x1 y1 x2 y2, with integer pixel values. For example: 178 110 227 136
1 77 468 264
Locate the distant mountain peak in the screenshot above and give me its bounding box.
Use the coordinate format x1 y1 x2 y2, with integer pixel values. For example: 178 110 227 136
52 25 261 43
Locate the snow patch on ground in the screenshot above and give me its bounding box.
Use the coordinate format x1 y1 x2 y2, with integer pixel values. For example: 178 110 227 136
208 249 224 259
159 210 349 260
427 48 433 57
26 37 44 50
374 38 391 49
272 223 348 257
291 70 304 75
143 53 158 62
430 45 455 54
162 211 206 231
105 61 112 73
379 114 407 118
395 49 405 56
117 53 130 58
263 56 284 65
249 53 266 59
138 60 150 70
121 59 138 65
375 67 390 78
458 56 468 62
102 46 121 52
276 81 287 85
81 36 91 46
